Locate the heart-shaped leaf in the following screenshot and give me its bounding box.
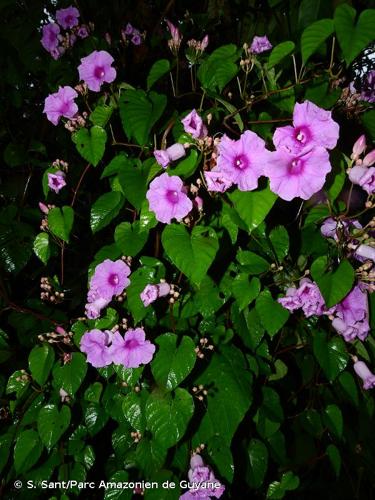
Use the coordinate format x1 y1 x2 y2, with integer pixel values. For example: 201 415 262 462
29 344 55 386
48 206 74 243
37 404 71 450
334 5 375 66
114 221 148 256
268 41 295 68
53 352 87 395
161 224 218 286
311 257 354 308
90 191 124 233
72 125 107 166
301 19 334 63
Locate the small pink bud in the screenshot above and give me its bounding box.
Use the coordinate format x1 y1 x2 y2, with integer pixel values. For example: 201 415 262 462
351 134 366 160
55 326 66 335
194 196 204 211
363 149 375 167
201 35 209 50
166 143 186 162
39 202 49 214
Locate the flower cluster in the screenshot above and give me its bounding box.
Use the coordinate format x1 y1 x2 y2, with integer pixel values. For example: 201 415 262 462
41 5 89 59
80 327 155 368
278 278 333 317
121 23 144 46
348 134 375 195
179 454 225 500
166 19 182 53
85 259 131 319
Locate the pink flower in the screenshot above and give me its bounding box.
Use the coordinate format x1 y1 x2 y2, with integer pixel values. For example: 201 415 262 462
89 259 131 300
351 135 367 160
124 23 134 35
273 101 339 154
201 35 209 50
348 166 375 194
41 23 60 53
204 170 233 192
265 147 331 201
110 328 155 368
180 454 225 500
354 244 375 262
250 35 272 54
146 173 193 224
85 296 110 319
320 217 361 242
278 279 333 317
77 25 89 39
39 202 49 214
43 86 78 125
56 6 80 29
363 150 375 167
331 284 370 342
181 110 207 139
131 31 142 45
140 282 171 306
354 361 375 390
216 130 269 191
278 287 301 312
78 50 116 92
166 19 181 44
154 143 186 168
48 171 66 193
80 329 112 368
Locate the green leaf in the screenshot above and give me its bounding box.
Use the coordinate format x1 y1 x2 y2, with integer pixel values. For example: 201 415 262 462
269 359 288 381
84 402 109 435
194 345 253 446
14 429 43 474
338 371 358 406
122 391 147 431
229 186 277 232
247 438 268 488
37 404 71 450
311 257 355 308
269 226 289 261
267 471 300 499
33 233 51 264
326 444 341 477
126 265 157 323
135 437 168 476
104 471 132 500
90 105 113 127
72 125 107 166
232 275 260 311
145 388 194 448
161 224 218 286
48 206 74 243
334 5 375 66
53 352 88 395
193 276 225 317
0 218 34 273
90 191 124 233
361 110 375 141
207 435 234 483
236 250 269 274
313 331 348 381
198 44 239 92
170 149 199 178
151 333 196 391
267 41 295 68
301 19 334 63
28 344 55 386
0 433 14 474
256 290 289 336
147 59 170 90
6 369 30 397
119 89 166 145
323 404 343 439
118 160 153 210
114 221 148 256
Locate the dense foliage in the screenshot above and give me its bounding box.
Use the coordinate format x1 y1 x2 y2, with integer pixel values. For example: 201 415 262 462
1 0 375 499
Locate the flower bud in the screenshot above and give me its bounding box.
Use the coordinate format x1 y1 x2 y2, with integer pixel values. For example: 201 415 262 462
363 149 375 167
351 134 366 160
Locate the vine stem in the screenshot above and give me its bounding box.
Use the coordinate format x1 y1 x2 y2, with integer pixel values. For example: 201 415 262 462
71 163 91 207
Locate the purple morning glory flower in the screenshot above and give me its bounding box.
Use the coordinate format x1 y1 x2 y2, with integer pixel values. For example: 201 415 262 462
277 287 301 312
146 173 192 224
85 296 110 319
204 170 233 192
154 143 186 168
349 166 375 194
278 278 334 317
216 130 269 191
273 100 339 155
264 147 331 201
181 109 207 139
80 329 112 368
354 244 375 263
354 360 375 390
180 454 225 500
89 259 131 300
124 23 134 35
131 31 142 46
41 23 60 53
140 282 171 307
77 25 89 39
56 6 80 29
78 50 117 92
48 171 66 193
331 284 370 342
250 35 272 54
43 86 78 125
110 328 156 368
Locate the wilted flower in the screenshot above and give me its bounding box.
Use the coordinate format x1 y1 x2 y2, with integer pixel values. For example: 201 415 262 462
41 23 60 53
250 35 272 54
146 173 192 224
89 259 131 300
273 100 339 155
278 278 332 317
110 328 156 368
180 454 225 500
43 86 78 125
154 143 186 168
78 50 116 92
85 296 110 320
80 329 113 368
354 360 375 390
349 166 375 194
265 147 331 201
320 217 361 242
48 171 66 193
181 109 207 139
331 284 370 342
216 130 269 191
56 6 80 29
141 282 171 307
